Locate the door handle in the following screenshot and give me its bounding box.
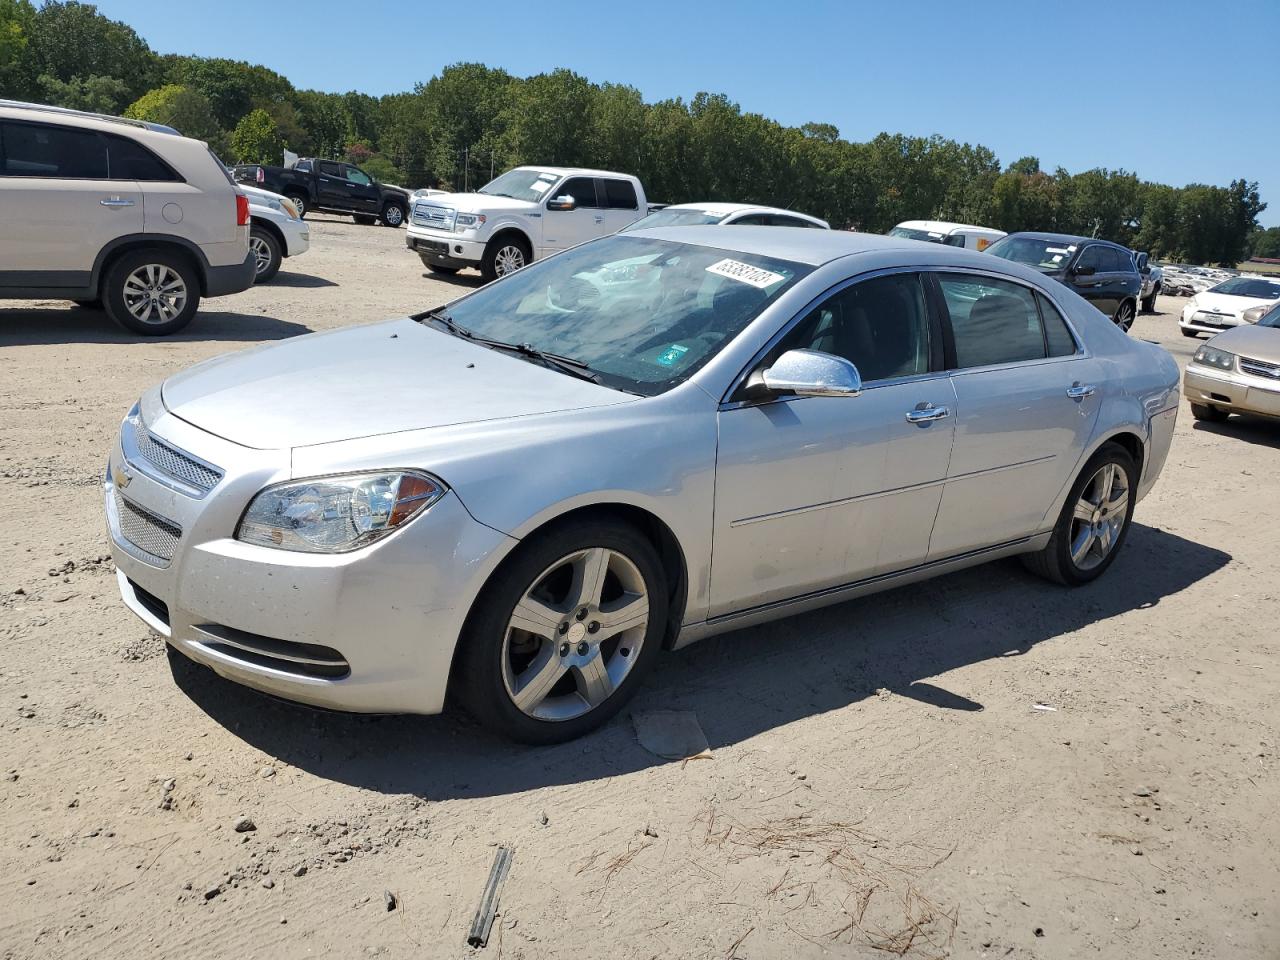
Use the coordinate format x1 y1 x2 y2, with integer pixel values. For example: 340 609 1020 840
1066 383 1096 399
905 404 950 424
100 197 135 207
594 215 604 223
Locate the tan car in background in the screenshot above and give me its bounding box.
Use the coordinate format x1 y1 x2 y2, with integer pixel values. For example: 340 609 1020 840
1184 305 1280 422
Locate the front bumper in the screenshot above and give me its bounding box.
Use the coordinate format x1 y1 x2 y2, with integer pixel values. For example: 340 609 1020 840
1184 363 1280 419
105 395 513 714
1180 305 1243 335
281 218 310 258
405 229 485 268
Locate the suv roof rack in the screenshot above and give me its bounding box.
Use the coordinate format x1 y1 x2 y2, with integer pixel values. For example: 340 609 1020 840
0 99 181 135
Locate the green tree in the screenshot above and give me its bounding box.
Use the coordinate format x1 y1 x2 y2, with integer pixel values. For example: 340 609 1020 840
1251 227 1280 260
162 54 294 129
30 1 157 107
124 83 224 149
229 108 283 164
36 73 128 112
0 0 38 99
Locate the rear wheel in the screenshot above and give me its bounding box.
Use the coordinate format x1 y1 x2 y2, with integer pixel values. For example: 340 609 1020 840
1113 299 1136 332
248 225 282 283
1190 402 1229 422
380 202 405 227
103 249 199 336
1022 443 1137 586
454 519 668 743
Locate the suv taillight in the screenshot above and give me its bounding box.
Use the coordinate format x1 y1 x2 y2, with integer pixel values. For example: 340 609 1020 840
236 193 249 226
256 167 264 184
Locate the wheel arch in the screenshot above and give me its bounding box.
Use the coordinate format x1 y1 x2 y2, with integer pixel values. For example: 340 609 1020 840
250 216 286 252
484 227 533 259
92 235 208 295
1038 426 1146 532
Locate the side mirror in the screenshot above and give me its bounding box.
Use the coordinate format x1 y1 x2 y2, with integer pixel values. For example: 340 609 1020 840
1072 264 1097 278
547 195 576 211
761 349 863 398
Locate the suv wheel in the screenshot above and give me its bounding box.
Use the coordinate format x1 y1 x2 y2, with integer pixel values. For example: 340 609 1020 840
1112 300 1135 332
285 193 307 218
249 225 282 283
380 202 405 227
481 236 531 283
103 250 200 336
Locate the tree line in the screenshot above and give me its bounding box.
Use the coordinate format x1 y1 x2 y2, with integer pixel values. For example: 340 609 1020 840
1 1 1269 265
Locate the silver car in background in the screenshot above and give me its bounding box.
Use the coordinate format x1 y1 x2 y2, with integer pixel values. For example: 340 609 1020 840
105 229 1180 742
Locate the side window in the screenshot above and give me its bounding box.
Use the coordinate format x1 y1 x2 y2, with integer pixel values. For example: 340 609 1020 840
106 135 179 181
344 166 372 185
554 177 599 208
1075 245 1103 272
730 214 769 226
1 121 107 178
773 273 932 382
1038 293 1079 357
938 274 1046 368
318 161 342 177
769 215 816 228
1110 247 1134 272
602 178 637 209
295 160 312 173
942 234 967 247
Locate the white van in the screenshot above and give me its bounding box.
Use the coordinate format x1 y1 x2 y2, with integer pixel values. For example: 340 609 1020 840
888 220 1006 252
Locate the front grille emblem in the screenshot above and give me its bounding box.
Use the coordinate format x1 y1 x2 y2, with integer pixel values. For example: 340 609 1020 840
114 463 133 489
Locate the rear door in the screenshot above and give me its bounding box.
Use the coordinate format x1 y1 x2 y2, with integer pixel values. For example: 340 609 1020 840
926 272 1101 558
0 119 141 287
542 176 604 252
597 177 642 233
315 160 347 209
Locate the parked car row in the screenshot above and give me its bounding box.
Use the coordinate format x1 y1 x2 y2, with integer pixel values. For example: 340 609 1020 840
232 157 411 226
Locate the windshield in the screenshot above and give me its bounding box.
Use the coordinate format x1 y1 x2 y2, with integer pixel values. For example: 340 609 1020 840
1209 277 1280 299
477 168 561 202
889 226 949 244
1259 305 1280 328
622 209 727 232
985 235 1077 273
430 235 810 396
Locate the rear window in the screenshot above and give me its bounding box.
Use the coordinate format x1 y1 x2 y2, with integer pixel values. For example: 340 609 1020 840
603 178 638 209
0 121 108 178
106 135 180 181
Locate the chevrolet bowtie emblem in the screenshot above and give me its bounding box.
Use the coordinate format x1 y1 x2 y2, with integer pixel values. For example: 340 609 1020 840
114 463 133 489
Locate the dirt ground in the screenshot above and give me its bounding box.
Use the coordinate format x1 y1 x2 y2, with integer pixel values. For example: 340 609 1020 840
2 219 1277 960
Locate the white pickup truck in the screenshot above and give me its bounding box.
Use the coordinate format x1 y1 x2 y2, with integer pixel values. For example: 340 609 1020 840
405 166 648 281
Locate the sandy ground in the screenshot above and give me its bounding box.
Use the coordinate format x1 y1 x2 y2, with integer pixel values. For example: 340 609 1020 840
2 219 1278 960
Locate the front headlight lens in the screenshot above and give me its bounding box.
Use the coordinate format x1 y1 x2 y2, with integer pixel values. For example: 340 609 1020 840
278 197 301 220
1243 303 1275 324
1193 345 1236 371
236 471 446 553
455 213 486 231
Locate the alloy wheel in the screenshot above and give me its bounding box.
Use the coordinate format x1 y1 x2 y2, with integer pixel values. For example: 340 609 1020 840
501 547 649 721
122 264 188 326
1069 462 1129 570
1114 301 1134 332
249 235 273 276
384 205 403 226
494 245 526 276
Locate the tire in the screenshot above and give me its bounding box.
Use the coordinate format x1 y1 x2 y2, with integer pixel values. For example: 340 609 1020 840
1141 283 1159 313
1022 442 1138 587
353 214 376 226
453 519 669 744
102 249 200 336
1112 299 1136 332
248 225 282 283
72 298 102 310
285 192 307 218
427 264 460 275
1190 402 1229 423
380 202 405 227
1180 327 1200 338
481 234 531 283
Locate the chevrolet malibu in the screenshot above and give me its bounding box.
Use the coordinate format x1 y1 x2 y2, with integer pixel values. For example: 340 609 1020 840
105 229 1180 743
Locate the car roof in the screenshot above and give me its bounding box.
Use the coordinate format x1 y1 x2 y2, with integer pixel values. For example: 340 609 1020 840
1008 231 1127 250
625 225 968 266
662 202 825 222
0 99 181 136
518 165 635 179
895 219 1004 235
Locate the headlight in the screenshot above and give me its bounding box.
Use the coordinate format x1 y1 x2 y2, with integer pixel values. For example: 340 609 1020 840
1192 345 1235 371
236 471 446 553
455 213 486 231
1243 303 1275 324
278 197 301 220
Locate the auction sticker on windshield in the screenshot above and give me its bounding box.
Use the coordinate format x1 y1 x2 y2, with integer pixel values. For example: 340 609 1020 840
706 258 786 289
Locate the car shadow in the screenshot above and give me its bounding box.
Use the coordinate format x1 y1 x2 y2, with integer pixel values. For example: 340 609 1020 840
0 306 312 345
170 523 1229 800
421 270 484 290
1192 417 1280 449
268 272 338 289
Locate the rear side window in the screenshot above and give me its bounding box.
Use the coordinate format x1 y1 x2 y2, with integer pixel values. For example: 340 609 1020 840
555 177 600 208
0 121 107 178
1109 247 1134 272
602 178 637 209
106 135 179 181
318 161 342 176
939 274 1047 368
1037 293 1079 357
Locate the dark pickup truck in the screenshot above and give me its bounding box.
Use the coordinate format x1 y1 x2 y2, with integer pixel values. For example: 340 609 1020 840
231 158 412 227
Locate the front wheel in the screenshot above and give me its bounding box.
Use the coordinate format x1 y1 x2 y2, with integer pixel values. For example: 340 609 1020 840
102 250 200 336
427 264 460 275
1022 443 1137 586
1141 284 1159 313
249 225 282 283
1180 326 1200 338
1113 299 1136 332
1190 402 1229 422
481 236 531 283
454 520 668 743
380 202 405 227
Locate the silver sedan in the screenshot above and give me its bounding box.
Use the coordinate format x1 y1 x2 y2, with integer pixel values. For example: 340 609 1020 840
105 228 1181 742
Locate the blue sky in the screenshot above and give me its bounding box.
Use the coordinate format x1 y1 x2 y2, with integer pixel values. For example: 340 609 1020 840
97 0 1279 226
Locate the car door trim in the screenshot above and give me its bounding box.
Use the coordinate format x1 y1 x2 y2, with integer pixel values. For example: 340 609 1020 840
729 454 1055 527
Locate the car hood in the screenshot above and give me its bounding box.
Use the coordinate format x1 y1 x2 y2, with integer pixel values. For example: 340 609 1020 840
161 318 633 450
1207 323 1280 363
1191 291 1276 315
414 192 538 214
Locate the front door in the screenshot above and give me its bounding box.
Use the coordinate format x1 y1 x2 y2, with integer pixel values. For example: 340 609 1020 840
342 164 382 214
927 273 1102 558
541 176 604 253
0 119 143 286
711 271 955 617
1068 244 1120 317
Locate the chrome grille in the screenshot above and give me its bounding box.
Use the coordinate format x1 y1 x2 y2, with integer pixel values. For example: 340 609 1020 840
411 202 455 230
134 421 222 493
1240 356 1280 380
114 488 181 564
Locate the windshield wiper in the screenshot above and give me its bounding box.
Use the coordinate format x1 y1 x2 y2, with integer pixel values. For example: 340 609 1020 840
420 311 601 385
421 308 474 339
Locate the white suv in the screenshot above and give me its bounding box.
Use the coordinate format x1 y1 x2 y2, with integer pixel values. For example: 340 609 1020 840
0 101 255 335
